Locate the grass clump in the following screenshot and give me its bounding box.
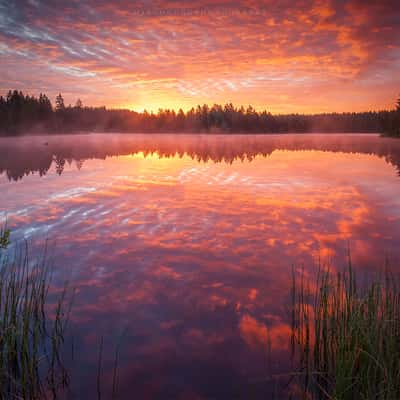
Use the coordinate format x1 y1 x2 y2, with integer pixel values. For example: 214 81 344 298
291 258 400 400
0 225 10 249
0 235 69 399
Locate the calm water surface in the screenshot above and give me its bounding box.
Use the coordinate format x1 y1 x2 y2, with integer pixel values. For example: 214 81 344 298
1 133 400 399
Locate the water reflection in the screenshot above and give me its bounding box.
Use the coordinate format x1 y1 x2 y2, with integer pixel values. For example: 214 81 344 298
1 134 400 398
1 133 400 181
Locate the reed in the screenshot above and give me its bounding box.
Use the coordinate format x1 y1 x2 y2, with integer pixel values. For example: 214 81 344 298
0 237 69 399
291 259 400 400
0 224 10 249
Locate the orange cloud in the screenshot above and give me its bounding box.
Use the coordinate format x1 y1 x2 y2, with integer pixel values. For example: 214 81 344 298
0 1 399 112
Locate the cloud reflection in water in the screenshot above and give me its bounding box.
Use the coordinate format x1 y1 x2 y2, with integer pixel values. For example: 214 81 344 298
1 134 400 398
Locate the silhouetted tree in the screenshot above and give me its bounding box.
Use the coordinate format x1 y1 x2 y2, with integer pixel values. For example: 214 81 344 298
381 94 400 137
75 99 83 109
55 94 65 111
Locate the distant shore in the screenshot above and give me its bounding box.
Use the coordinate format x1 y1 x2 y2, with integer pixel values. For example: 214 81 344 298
1 90 396 136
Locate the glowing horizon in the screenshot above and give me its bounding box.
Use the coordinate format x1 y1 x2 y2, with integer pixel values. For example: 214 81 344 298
0 1 399 113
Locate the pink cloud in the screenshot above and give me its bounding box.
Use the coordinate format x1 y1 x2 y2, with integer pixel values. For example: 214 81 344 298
0 1 399 111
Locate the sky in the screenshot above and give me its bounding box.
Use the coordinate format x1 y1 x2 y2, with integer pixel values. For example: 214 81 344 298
0 0 399 113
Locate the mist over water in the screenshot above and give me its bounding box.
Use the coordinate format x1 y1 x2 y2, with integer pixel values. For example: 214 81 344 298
1 133 400 398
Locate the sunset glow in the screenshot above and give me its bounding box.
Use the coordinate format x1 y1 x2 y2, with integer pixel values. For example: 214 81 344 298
1 2 400 396
1 1 399 112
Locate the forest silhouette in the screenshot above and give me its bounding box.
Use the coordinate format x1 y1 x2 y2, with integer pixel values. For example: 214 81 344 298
1 90 398 135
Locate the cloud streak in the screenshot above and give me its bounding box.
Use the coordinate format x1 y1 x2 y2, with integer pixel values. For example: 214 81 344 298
0 0 399 112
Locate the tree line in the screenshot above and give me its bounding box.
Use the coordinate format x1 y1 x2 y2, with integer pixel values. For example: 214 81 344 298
0 89 398 135
381 96 400 137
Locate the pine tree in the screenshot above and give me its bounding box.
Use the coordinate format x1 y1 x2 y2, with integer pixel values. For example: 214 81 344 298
75 98 83 108
55 93 65 111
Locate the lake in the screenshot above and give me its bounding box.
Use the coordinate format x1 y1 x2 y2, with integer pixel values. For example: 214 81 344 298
1 133 400 399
